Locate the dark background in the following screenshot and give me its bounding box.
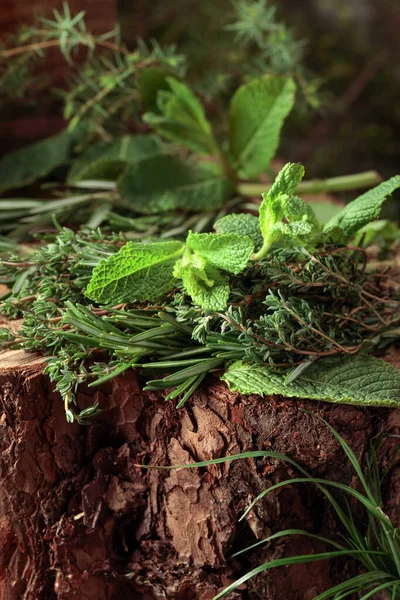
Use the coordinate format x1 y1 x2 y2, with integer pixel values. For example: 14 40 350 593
1 0 399 181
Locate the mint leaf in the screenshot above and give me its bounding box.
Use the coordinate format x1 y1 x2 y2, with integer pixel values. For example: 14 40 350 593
214 213 263 251
86 240 184 304
174 258 229 311
222 355 400 407
187 231 254 274
258 191 285 247
255 163 318 256
229 75 296 178
282 195 320 232
0 125 86 194
273 220 313 243
143 77 218 156
118 155 232 213
259 163 306 241
67 135 161 183
324 175 400 237
268 163 305 201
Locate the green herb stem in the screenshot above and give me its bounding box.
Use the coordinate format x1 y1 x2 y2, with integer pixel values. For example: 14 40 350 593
237 170 382 197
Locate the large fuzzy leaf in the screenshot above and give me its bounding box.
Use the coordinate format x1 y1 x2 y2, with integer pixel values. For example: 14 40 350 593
186 231 254 274
324 176 400 237
143 77 218 156
0 126 86 194
86 240 185 304
229 75 296 178
67 135 161 183
222 355 400 407
118 155 232 213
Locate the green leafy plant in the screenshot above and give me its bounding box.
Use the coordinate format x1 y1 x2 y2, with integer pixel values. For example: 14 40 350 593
84 163 400 313
138 413 400 600
1 163 399 421
0 0 317 117
0 3 381 241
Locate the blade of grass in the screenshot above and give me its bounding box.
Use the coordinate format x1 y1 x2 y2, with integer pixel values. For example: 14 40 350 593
231 528 346 558
212 554 390 599
241 477 393 528
359 580 400 600
300 410 375 503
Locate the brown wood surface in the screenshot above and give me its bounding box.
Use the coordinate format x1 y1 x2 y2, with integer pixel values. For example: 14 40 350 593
0 350 399 599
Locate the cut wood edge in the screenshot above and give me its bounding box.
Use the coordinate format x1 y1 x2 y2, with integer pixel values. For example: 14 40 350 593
0 346 399 376
0 349 47 371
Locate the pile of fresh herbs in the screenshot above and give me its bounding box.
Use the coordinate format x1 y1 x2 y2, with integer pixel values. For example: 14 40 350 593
1 160 399 423
0 4 399 424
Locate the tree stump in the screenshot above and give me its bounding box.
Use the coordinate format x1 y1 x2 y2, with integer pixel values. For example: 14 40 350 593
0 349 399 600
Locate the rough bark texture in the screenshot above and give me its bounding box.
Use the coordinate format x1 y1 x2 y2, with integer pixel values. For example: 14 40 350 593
0 350 399 600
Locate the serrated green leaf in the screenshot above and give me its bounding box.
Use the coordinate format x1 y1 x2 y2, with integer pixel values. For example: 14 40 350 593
214 213 263 251
268 163 305 201
67 135 161 183
143 77 218 156
86 240 185 304
256 219 314 252
118 155 232 214
187 230 254 274
176 260 229 311
324 175 400 237
274 219 314 243
259 163 306 240
283 195 320 232
258 192 285 247
222 355 400 407
255 163 318 256
229 75 296 178
0 125 86 194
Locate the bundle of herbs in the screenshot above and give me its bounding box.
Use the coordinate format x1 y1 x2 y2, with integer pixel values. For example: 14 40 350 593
1 162 399 423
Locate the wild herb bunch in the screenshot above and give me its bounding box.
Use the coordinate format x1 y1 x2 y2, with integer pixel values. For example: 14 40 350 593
1 163 400 422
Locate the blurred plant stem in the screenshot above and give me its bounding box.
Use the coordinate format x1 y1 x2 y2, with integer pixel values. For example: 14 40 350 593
238 170 382 197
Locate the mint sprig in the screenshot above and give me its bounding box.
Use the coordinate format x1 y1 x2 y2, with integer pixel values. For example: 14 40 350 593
86 163 400 312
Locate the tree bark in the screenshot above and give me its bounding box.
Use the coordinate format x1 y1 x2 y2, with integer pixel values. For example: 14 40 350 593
0 350 399 600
